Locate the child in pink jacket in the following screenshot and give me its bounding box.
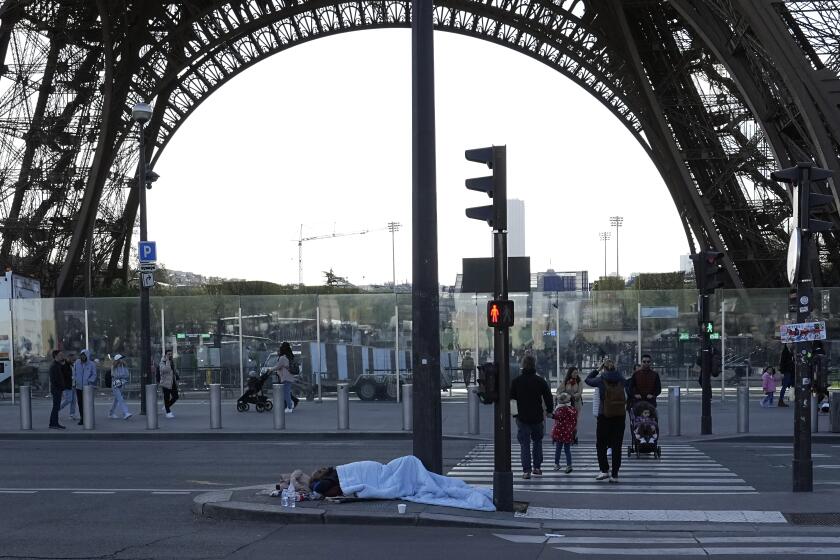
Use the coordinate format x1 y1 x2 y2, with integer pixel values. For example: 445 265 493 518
551 392 578 473
761 367 777 408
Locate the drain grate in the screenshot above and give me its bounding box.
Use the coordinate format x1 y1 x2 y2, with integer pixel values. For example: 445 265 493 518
786 513 840 526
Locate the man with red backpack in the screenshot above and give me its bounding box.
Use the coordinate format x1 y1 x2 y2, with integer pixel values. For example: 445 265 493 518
585 359 627 483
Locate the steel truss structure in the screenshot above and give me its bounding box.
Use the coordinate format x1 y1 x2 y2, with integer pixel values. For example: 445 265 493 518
0 0 838 294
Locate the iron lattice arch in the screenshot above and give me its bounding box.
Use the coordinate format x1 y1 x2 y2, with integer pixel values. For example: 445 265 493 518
0 0 839 295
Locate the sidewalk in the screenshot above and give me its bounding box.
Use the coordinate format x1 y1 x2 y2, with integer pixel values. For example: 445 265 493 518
1 390 836 440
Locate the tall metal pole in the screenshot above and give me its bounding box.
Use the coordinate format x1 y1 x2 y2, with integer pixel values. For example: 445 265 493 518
411 0 442 474
599 232 610 277
554 299 560 389
610 216 623 277
700 293 712 434
137 121 151 416
389 221 401 403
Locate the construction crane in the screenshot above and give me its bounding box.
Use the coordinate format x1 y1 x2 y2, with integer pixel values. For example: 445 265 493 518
297 225 385 286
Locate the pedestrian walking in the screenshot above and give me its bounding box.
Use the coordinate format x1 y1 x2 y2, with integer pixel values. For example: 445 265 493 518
58 351 76 420
551 391 577 473
461 351 476 387
778 344 794 407
276 342 296 413
627 354 662 408
558 367 583 443
108 354 132 420
73 349 97 426
48 350 66 430
158 349 179 418
510 355 553 480
761 366 776 408
585 359 627 483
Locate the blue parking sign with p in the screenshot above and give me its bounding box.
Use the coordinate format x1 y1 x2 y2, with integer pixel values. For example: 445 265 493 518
138 241 157 262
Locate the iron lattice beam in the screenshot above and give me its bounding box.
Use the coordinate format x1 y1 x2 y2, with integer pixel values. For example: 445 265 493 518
0 0 838 294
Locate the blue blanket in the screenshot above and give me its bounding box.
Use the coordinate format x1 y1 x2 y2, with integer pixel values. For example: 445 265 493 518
336 455 495 511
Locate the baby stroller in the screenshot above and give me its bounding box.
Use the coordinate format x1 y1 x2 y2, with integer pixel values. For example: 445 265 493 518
627 400 661 458
236 371 274 412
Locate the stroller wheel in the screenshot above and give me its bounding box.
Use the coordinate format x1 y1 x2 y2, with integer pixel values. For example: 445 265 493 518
265 400 273 411
655 447 662 459
236 402 248 412
255 402 266 413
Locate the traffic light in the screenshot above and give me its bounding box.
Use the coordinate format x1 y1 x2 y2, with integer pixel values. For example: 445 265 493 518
772 163 835 234
702 321 714 335
465 146 506 230
487 299 515 328
690 250 725 295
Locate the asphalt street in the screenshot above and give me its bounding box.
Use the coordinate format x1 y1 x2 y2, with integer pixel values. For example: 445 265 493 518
5 439 840 559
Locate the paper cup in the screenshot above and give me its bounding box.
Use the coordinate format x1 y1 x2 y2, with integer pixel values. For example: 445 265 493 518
397 503 407 514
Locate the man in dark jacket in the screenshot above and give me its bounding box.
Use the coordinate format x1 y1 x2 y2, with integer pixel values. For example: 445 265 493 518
586 359 627 483
510 355 553 479
48 350 66 429
627 354 662 408
778 344 794 407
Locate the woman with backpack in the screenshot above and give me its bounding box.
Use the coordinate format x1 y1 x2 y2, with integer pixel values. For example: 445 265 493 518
585 359 627 483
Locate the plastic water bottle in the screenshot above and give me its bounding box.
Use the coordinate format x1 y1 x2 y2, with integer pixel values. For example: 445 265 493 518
281 487 289 508
289 488 296 508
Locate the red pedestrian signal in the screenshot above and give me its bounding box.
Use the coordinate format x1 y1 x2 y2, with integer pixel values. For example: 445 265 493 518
487 300 514 328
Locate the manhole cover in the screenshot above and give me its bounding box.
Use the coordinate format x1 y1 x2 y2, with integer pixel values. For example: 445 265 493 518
786 513 840 526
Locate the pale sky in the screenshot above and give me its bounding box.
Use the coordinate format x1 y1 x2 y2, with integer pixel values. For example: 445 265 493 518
150 29 688 287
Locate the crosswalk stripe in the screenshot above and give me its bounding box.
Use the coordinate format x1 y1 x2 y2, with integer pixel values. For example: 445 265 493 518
449 443 755 494
554 546 840 556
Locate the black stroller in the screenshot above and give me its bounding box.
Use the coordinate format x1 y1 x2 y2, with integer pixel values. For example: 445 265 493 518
627 400 662 458
236 371 274 412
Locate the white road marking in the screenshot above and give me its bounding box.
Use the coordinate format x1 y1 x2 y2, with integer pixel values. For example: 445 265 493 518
0 487 216 492
0 490 37 494
72 491 115 495
516 507 785 523
553 547 840 556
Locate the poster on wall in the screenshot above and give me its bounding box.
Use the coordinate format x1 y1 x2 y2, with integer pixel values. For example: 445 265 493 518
780 321 827 343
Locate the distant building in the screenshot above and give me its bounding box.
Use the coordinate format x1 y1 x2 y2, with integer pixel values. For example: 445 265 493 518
680 254 693 275
490 199 525 257
534 269 589 293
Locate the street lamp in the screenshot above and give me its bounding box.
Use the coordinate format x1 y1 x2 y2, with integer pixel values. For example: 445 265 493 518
132 101 153 416
609 216 623 277
599 231 611 278
388 221 401 402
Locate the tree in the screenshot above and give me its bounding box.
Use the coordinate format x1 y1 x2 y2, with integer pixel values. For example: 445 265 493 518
632 271 687 291
592 276 625 291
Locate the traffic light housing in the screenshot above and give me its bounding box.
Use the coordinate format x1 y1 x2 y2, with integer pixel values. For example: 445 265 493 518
690 250 725 295
465 145 506 230
487 299 515 328
772 162 835 234
476 362 498 404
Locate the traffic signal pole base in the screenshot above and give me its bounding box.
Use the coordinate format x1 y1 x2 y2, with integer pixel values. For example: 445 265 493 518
701 415 712 435
793 459 813 492
493 471 513 512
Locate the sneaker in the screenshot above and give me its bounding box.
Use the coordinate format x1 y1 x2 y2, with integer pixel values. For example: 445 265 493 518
778 401 789 407
553 464 561 471
595 472 610 481
522 472 531 480
284 408 294 413
108 413 118 419
533 468 543 477
565 466 573 474
77 420 84 425
48 424 66 430
123 413 133 420
165 412 174 419
69 414 77 420
609 476 619 484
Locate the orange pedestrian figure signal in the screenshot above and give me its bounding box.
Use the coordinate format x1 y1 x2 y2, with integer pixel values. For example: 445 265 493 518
487 300 515 328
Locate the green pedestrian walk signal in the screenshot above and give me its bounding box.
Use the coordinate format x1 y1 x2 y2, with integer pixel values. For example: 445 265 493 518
703 321 714 334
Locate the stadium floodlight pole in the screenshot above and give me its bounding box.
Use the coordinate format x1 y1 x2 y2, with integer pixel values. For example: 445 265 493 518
132 101 153 416
609 216 623 276
411 0 442 474
599 232 611 278
388 221 401 403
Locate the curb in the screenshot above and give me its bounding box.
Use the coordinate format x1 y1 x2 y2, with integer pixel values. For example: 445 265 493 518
0 431 490 442
192 491 542 529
